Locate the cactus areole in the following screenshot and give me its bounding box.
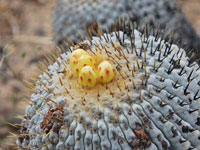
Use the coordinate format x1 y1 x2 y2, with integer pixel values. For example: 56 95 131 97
17 27 200 150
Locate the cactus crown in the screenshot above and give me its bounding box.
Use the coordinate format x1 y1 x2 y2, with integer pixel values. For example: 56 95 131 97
45 37 139 118
16 21 200 150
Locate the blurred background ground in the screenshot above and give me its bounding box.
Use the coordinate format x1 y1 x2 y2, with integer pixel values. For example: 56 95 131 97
0 0 55 149
0 0 199 149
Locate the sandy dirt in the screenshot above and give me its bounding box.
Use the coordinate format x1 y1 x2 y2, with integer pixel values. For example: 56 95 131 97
0 0 55 149
0 0 199 149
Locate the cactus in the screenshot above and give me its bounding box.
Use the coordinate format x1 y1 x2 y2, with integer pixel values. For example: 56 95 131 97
17 23 200 150
53 0 200 65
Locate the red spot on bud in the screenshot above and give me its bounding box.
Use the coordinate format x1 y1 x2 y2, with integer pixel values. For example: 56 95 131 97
80 76 83 81
105 69 109 76
100 76 103 80
88 78 91 82
76 68 79 72
84 64 87 66
99 67 101 71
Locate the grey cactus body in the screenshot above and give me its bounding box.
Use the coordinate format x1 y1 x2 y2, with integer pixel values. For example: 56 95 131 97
53 0 200 64
17 24 200 150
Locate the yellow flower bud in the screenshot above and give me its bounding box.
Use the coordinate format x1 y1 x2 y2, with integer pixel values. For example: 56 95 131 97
98 61 115 83
94 52 106 66
74 55 96 76
79 66 98 88
69 49 88 68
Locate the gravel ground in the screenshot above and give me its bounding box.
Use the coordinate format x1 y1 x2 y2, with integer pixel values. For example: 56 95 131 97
0 0 199 149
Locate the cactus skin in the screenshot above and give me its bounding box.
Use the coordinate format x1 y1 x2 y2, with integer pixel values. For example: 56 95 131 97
17 25 200 150
53 0 200 64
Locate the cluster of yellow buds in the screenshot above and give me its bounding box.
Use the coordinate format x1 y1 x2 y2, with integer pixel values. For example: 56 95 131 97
69 49 115 88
